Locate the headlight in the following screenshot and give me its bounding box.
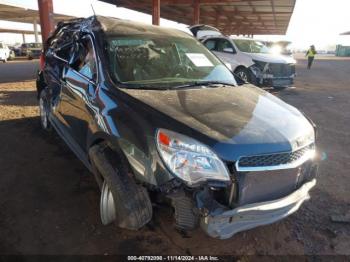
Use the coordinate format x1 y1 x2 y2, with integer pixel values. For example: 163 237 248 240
250 60 266 76
156 129 230 186
249 64 262 76
252 60 267 69
291 128 315 151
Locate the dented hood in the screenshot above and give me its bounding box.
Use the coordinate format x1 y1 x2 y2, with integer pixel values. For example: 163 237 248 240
245 52 296 64
121 85 313 161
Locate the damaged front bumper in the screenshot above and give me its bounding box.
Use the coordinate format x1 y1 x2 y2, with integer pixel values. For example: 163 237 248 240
199 179 316 239
250 62 296 87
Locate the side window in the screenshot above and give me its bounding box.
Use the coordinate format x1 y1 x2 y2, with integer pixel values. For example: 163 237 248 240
55 43 73 61
204 39 216 50
51 29 74 61
216 39 236 54
70 37 97 81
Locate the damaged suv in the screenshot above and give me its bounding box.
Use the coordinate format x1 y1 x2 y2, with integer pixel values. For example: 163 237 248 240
37 16 318 239
190 25 296 87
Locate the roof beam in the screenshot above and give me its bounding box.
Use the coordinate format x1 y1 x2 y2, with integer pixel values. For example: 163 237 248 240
117 0 286 7
0 28 41 34
103 0 295 35
152 0 160 25
193 0 200 24
162 0 272 4
270 0 277 28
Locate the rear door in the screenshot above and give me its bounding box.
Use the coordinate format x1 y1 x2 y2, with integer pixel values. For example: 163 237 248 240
58 34 98 151
203 38 240 71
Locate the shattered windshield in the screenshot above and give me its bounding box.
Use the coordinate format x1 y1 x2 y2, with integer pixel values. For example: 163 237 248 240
106 35 237 89
232 39 270 54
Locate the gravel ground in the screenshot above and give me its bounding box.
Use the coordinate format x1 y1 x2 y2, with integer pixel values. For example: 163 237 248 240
0 57 349 256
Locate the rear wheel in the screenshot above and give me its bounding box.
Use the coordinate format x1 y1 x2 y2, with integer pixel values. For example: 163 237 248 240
39 89 51 131
89 143 153 230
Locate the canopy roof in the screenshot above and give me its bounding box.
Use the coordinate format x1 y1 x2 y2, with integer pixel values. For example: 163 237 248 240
0 28 40 34
101 0 296 35
0 3 73 24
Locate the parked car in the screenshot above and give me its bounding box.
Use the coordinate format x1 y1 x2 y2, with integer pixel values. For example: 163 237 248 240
0 42 10 62
27 43 42 59
27 48 42 60
37 16 318 239
20 42 42 58
190 25 296 87
7 46 16 60
12 44 22 56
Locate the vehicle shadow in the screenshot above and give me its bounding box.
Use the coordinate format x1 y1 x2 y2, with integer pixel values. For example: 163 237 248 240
0 90 37 106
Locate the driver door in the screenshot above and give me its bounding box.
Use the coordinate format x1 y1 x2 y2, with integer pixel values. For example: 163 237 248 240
203 38 240 71
58 34 98 151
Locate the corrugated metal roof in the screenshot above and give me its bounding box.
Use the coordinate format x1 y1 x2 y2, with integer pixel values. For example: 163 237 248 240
101 0 296 35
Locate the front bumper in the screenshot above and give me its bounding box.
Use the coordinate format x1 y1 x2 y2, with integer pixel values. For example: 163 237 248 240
200 179 316 239
256 75 294 87
28 52 41 58
250 63 296 87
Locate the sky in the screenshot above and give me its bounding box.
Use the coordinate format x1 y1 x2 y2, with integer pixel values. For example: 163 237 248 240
0 0 350 50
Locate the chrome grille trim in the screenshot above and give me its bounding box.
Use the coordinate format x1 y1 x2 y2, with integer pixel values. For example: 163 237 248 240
268 63 295 77
235 144 315 172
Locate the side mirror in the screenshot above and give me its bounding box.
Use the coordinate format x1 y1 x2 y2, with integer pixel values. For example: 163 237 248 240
223 47 234 53
49 49 69 64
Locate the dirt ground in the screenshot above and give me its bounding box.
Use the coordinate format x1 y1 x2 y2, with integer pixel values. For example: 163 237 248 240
0 57 349 256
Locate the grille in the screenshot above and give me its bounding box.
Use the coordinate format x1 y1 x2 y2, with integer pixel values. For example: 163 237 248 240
269 63 295 77
237 144 314 169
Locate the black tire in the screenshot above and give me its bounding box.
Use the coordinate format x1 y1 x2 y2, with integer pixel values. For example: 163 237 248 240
39 89 51 131
89 143 153 230
235 67 252 83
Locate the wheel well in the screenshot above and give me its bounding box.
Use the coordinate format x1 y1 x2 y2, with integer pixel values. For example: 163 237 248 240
88 138 132 189
234 65 248 73
89 138 106 152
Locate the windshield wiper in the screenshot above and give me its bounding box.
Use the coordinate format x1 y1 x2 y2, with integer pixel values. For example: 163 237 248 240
119 83 170 90
173 81 237 89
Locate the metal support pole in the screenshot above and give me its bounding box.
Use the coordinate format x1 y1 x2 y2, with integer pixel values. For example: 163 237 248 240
38 0 54 43
22 33 26 43
193 0 200 25
33 19 39 42
152 0 160 25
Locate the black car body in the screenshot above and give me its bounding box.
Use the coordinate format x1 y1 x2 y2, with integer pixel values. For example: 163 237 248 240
37 16 318 239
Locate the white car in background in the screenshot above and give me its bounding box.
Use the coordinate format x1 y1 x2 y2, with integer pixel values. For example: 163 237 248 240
190 25 296 87
0 42 10 63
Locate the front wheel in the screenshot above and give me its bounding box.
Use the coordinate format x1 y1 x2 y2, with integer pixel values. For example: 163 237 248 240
234 67 251 83
89 144 153 230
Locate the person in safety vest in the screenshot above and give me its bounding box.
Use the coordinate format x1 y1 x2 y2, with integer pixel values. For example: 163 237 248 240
306 45 317 69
